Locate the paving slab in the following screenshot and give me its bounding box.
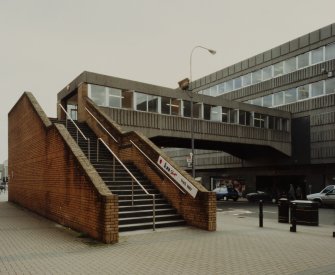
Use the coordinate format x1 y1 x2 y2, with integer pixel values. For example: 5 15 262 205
1 191 335 275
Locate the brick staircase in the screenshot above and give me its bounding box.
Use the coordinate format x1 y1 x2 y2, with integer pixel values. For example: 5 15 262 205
50 118 186 232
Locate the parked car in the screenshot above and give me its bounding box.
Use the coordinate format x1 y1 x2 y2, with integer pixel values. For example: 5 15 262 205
246 191 273 203
307 185 335 207
213 186 239 201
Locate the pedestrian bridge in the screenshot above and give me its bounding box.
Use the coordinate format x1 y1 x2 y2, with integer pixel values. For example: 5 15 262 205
96 105 291 159
58 71 292 159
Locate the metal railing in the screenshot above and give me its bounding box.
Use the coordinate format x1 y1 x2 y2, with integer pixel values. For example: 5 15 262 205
85 107 118 143
97 138 156 231
130 141 186 195
59 104 90 160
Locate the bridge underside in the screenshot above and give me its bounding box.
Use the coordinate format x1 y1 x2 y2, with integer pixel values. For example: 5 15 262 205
150 136 290 160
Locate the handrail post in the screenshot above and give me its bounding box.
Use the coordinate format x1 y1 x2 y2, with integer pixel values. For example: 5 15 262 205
97 139 99 162
132 179 134 207
113 157 115 181
152 194 156 231
88 138 90 161
76 129 79 144
65 117 68 129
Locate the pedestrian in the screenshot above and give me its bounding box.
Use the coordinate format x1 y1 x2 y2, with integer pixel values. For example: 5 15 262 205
288 184 296 200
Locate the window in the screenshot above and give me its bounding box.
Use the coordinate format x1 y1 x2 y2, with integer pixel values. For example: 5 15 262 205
297 52 309 69
254 113 266 128
210 86 218 96
135 92 147 111
229 109 238 124
284 57 296 74
311 47 324 64
268 116 275 129
222 107 230 123
274 91 284 106
108 88 122 108
242 73 252 86
226 80 234 92
325 43 335 61
90 85 107 106
203 104 211 120
210 106 222 122
183 100 191 117
297 85 309 101
284 89 297 104
273 62 284 77
217 83 225 95
161 96 171 114
325 78 335 94
311 81 324 97
239 110 252 126
262 66 272 81
252 70 262 84
193 102 202 119
234 77 242 90
170 98 181 116
263 94 273 107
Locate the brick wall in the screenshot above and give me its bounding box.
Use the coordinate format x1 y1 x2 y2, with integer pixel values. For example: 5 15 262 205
8 92 118 244
83 95 216 231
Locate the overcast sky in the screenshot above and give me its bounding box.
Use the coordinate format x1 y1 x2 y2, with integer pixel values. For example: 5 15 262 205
1 0 335 163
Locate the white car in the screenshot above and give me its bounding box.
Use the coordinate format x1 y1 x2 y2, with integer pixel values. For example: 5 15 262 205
307 185 335 206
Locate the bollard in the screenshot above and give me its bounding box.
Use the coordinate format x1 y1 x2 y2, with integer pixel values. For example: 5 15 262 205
290 203 297 232
259 200 263 228
333 232 335 238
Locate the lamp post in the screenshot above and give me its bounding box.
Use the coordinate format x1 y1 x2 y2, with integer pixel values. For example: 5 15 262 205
189 46 216 178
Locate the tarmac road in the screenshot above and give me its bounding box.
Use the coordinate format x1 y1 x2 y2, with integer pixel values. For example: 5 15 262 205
217 199 335 226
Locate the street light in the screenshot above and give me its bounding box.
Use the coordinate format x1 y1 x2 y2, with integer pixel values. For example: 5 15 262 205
189 46 216 178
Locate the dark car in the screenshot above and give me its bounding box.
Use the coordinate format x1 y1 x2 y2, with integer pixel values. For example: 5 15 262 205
213 186 239 201
246 191 273 202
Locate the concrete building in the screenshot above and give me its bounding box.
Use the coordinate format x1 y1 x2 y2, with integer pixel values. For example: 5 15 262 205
8 23 335 243
181 23 335 197
57 23 335 198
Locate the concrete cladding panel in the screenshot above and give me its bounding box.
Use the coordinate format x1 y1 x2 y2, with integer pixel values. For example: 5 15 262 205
234 62 242 72
321 25 332 40
248 56 256 67
272 46 281 59
255 54 263 65
263 50 272 62
242 59 249 70
228 65 235 75
299 34 310 48
290 38 299 52
280 42 290 55
310 30 320 44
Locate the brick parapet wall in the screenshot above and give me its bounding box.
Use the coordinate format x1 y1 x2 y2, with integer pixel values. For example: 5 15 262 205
9 92 118 244
83 95 216 231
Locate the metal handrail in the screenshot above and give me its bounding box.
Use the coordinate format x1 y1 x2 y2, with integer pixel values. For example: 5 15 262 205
85 107 118 143
130 140 186 195
97 138 155 230
58 104 90 160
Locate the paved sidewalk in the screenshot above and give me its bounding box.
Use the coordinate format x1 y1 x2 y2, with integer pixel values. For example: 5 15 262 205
1 191 335 275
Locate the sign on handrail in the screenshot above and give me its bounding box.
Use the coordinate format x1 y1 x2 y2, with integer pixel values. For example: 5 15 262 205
130 140 186 195
157 156 198 198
